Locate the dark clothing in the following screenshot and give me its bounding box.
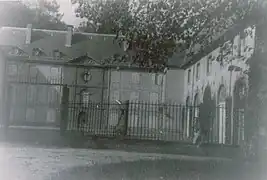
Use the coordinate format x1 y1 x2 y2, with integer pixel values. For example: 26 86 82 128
199 103 211 132
198 103 212 144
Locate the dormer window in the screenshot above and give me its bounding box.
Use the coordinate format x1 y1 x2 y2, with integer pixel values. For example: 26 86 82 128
32 48 44 56
9 47 24 56
53 50 61 59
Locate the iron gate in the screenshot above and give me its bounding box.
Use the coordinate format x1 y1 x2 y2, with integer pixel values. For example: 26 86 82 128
2 56 108 131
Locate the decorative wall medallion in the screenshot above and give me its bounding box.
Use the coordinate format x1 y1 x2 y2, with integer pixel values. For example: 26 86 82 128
82 71 92 83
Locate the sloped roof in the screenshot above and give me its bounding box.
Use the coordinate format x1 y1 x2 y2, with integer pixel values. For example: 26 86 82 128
0 26 125 64
0 26 184 69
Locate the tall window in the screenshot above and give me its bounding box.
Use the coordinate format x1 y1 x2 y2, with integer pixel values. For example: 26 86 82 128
206 58 212 75
80 89 91 106
152 74 162 85
149 92 159 103
130 91 140 101
196 63 200 80
111 91 120 102
29 66 38 81
7 63 18 76
131 73 140 84
27 85 37 104
187 69 191 84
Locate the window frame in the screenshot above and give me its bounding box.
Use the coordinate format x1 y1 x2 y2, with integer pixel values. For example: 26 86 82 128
187 69 191 84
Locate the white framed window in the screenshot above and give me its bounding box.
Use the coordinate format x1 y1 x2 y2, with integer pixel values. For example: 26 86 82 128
187 69 191 84
149 92 159 103
112 91 120 101
48 87 56 104
80 89 91 106
206 58 212 75
152 74 162 85
26 108 35 122
7 63 18 76
130 91 140 101
131 73 140 83
46 109 56 123
27 85 37 103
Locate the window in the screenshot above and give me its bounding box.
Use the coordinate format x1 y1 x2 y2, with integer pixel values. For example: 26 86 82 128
26 108 35 122
27 85 37 103
80 89 91 106
50 67 60 83
29 66 38 80
149 92 159 103
53 50 61 59
131 73 140 84
130 91 140 101
152 74 162 85
196 63 200 80
46 109 56 123
187 69 191 84
112 91 120 102
7 64 18 76
48 87 56 104
206 58 212 75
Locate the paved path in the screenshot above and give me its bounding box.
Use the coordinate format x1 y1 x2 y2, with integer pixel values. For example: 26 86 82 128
0 143 264 180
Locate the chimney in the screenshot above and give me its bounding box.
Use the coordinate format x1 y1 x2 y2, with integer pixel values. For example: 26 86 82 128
65 25 73 47
26 24 32 44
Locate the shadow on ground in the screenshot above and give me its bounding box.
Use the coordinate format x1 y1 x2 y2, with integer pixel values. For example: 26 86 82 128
0 128 240 159
47 159 263 180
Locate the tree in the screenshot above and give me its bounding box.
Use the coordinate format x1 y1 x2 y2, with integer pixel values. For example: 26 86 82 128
0 0 66 30
72 0 133 34
75 0 267 161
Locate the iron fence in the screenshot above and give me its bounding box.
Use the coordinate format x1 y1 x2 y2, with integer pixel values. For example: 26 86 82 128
65 101 245 146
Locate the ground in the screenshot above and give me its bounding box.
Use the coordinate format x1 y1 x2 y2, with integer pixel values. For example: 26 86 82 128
0 143 265 180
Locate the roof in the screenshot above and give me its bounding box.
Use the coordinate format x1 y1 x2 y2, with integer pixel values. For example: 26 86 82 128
0 25 183 69
0 26 125 64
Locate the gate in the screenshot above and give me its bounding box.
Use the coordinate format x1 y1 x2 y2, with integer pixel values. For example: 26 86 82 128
2 56 108 132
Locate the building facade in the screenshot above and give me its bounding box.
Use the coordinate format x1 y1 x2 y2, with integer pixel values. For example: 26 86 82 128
0 24 185 135
182 25 256 145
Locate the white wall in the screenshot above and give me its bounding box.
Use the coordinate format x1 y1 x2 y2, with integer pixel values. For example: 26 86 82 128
165 69 185 104
184 26 256 104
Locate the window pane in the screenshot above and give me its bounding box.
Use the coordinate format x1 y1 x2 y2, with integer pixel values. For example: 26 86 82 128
130 91 139 101
196 64 200 79
8 64 18 76
132 73 140 83
111 91 120 101
187 70 191 83
26 108 35 122
149 92 159 103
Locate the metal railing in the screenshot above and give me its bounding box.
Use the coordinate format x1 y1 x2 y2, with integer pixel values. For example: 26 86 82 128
65 101 245 146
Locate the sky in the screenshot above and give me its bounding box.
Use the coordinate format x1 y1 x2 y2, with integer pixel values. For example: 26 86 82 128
0 0 83 26
56 0 83 26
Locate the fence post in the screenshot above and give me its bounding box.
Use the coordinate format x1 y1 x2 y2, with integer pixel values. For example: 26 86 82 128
60 85 69 136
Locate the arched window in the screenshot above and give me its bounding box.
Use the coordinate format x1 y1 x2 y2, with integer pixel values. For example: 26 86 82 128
80 89 91 106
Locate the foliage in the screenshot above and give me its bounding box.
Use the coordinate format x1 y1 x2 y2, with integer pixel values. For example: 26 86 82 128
0 0 66 30
72 0 265 71
73 0 267 160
